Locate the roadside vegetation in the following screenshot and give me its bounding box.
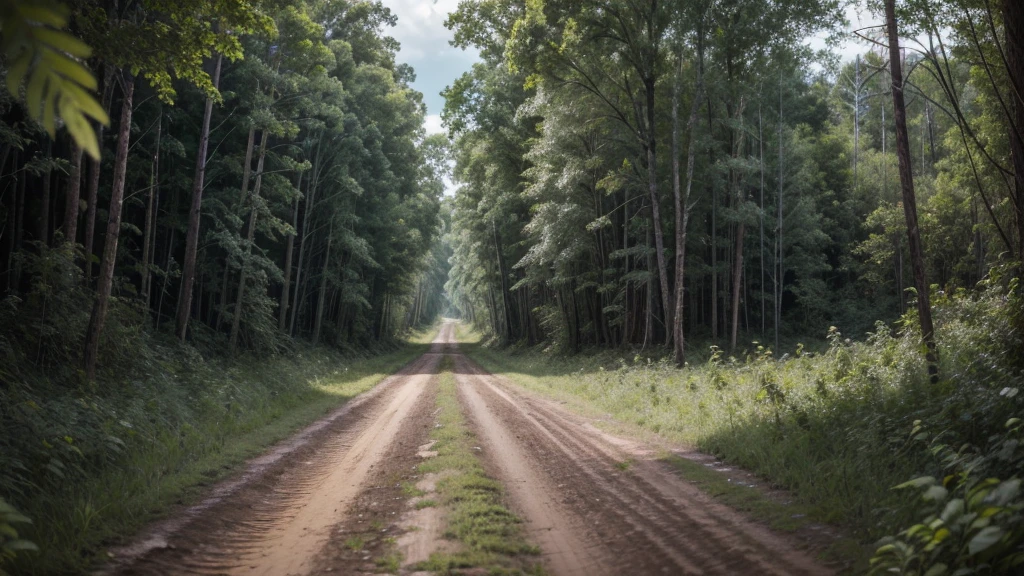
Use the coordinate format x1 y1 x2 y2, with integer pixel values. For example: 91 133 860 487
0 323 436 574
417 356 543 575
459 279 1024 571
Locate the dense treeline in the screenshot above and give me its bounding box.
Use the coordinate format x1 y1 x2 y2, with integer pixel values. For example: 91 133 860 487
443 0 1024 360
0 0 447 375
0 1 447 568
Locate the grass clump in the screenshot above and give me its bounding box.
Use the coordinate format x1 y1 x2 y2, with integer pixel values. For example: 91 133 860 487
417 356 543 575
459 280 1024 562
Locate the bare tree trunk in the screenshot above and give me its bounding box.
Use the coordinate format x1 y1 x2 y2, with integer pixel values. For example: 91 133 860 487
141 114 161 312
229 129 270 353
729 101 748 351
279 172 300 331
176 53 223 342
39 140 51 245
775 76 783 352
1004 0 1024 261
84 74 135 381
673 66 703 366
759 105 765 337
84 66 115 286
313 218 333 345
216 126 257 331
62 143 83 244
644 80 672 347
886 0 939 382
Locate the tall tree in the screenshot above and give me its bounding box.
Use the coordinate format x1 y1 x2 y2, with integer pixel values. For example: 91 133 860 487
885 0 938 381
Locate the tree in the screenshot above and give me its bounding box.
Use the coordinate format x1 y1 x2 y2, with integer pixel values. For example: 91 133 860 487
885 0 938 381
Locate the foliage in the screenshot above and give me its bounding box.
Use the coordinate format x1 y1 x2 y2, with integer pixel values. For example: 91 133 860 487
461 278 1024 556
0 0 108 158
0 498 36 573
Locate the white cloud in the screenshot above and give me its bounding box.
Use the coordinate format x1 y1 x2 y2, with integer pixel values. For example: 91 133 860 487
384 0 480 115
424 113 445 135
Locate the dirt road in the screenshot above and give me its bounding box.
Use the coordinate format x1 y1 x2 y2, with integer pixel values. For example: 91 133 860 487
106 321 833 575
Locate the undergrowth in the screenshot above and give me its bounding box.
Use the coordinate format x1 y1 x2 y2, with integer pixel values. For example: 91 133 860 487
417 356 543 575
459 276 1024 571
0 295 436 576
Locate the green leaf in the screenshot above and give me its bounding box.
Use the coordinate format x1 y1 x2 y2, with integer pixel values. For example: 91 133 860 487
967 526 1003 556
895 476 936 490
41 48 97 90
31 26 91 58
3 539 38 552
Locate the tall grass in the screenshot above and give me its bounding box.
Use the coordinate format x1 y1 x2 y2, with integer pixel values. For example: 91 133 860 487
461 283 1024 544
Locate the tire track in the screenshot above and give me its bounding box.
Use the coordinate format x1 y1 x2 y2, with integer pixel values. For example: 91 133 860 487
103 332 449 576
452 352 832 576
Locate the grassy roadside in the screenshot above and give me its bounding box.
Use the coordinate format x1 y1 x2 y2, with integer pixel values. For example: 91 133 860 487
7 326 438 575
454 323 881 570
416 356 543 575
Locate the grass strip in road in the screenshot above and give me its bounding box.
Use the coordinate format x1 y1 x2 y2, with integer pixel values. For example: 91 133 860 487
417 356 544 575
11 328 437 575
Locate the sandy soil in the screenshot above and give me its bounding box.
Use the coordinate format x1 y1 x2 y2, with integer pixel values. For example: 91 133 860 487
104 321 834 575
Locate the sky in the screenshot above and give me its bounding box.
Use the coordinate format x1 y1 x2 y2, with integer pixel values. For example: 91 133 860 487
384 0 479 135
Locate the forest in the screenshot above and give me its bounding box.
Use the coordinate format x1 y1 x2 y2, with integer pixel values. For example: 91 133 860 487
1 0 1023 574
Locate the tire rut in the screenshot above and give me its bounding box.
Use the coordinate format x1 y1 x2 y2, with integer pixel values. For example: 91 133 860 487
103 339 447 576
452 352 833 576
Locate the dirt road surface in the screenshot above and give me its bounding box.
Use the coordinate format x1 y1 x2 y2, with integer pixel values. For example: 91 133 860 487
105 321 833 575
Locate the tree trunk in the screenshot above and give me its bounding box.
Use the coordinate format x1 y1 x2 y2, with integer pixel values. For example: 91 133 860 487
886 0 938 382
62 143 83 244
673 68 703 366
1004 0 1024 261
644 74 672 347
313 218 334 345
83 74 135 381
729 101 748 352
229 129 269 353
176 53 223 342
141 114 161 312
84 66 115 286
216 125 257 331
775 76 784 352
280 172 300 331
39 141 52 245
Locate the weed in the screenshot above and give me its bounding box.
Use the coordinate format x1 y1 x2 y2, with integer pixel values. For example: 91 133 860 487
416 360 543 574
344 536 365 551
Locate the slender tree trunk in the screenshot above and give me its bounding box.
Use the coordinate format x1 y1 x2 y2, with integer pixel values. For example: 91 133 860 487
644 81 672 347
673 68 704 366
2 151 16 290
730 102 748 351
12 152 25 289
141 114 161 311
176 53 223 342
313 218 334 344
229 129 269 353
157 227 174 330
84 66 115 286
708 101 718 342
83 74 135 381
1004 0 1024 261
886 0 939 382
39 141 51 245
62 143 83 244
280 172 300 331
216 126 257 331
759 105 765 337
775 76 783 352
